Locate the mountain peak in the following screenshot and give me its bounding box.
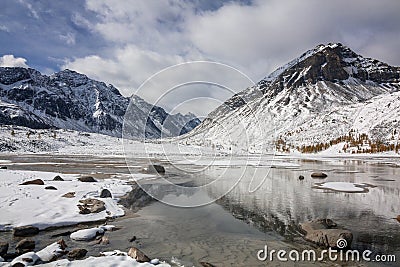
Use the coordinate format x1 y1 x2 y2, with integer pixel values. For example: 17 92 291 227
260 42 399 94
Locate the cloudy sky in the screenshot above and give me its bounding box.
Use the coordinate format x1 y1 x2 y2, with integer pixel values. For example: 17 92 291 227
1 0 400 116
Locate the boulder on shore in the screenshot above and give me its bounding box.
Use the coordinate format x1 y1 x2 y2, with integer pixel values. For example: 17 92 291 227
13 226 40 237
100 189 112 198
62 192 75 198
53 175 64 181
127 247 150 263
45 186 57 190
300 218 352 248
20 179 44 185
78 198 105 214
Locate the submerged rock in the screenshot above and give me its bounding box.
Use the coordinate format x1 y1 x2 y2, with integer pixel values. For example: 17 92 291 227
0 241 8 257
67 248 87 260
96 236 110 245
146 164 165 174
128 247 150 263
200 262 217 267
15 239 35 253
300 218 352 248
20 179 44 185
310 172 328 178
13 226 39 237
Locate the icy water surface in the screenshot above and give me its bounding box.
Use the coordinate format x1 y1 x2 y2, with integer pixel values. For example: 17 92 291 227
1 154 399 266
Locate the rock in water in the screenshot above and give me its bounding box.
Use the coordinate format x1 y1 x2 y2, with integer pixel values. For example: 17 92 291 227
311 172 328 178
78 176 97 182
200 262 217 267
53 175 64 181
0 242 8 257
100 189 112 198
396 215 400 223
96 236 110 245
67 248 87 260
0 166 7 169
20 179 44 185
299 175 305 180
10 252 39 266
128 247 150 263
147 164 165 174
36 239 67 262
15 239 35 253
300 218 352 248
13 226 39 237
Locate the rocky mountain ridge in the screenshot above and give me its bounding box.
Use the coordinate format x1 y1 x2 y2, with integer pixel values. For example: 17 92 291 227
0 67 200 138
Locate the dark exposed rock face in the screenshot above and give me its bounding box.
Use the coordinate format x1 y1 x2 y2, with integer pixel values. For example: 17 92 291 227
0 67 200 138
263 43 400 97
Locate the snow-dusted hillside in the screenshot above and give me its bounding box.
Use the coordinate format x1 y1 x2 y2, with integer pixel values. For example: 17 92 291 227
0 68 200 138
182 43 400 154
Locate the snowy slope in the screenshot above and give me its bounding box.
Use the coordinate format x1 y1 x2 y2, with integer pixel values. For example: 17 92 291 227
182 43 400 154
0 68 200 138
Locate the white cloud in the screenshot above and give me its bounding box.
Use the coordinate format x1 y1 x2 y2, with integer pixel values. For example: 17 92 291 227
59 32 76 45
17 0 39 19
62 0 400 116
0 25 10 32
0 55 29 68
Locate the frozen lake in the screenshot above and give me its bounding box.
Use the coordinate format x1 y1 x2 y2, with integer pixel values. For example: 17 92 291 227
0 154 399 266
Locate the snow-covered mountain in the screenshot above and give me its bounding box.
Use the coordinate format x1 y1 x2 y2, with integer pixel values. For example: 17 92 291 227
0 68 200 138
183 43 400 154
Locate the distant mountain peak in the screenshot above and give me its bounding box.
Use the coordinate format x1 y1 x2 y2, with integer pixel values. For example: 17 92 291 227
0 67 201 138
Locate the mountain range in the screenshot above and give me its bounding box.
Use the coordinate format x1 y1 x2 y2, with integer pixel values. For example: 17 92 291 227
1 43 399 154
0 68 200 138
183 43 400 154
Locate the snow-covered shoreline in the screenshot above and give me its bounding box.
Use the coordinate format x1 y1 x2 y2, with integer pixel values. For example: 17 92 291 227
0 169 133 231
